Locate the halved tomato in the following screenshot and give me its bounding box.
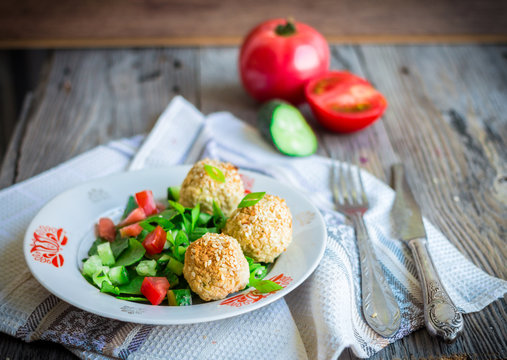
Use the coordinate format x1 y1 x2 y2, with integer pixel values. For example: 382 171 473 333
142 225 166 255
305 71 387 133
135 190 158 216
141 277 170 305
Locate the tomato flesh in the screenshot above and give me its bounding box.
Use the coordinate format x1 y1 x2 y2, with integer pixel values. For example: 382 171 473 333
141 277 170 305
305 71 387 133
142 225 166 255
119 223 143 238
118 207 146 227
98 218 116 242
135 190 157 216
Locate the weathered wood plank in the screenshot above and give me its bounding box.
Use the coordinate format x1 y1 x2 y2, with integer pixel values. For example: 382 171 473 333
356 44 507 360
13 48 198 183
1 0 507 47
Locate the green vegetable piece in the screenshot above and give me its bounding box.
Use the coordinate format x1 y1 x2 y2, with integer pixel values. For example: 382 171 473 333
157 253 172 266
100 282 120 295
121 195 138 220
190 204 200 232
197 212 212 226
139 209 178 232
258 100 318 157
250 279 283 294
167 186 181 201
165 256 184 276
117 276 145 295
212 200 227 231
189 227 210 241
115 238 146 266
136 260 157 277
92 266 111 288
97 242 115 266
168 289 192 306
204 164 226 183
110 236 129 259
82 255 103 278
88 238 106 256
108 265 129 285
164 271 180 288
168 200 185 215
116 296 150 302
238 192 266 208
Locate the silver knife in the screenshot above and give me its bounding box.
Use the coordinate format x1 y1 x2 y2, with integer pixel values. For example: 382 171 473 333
391 164 464 343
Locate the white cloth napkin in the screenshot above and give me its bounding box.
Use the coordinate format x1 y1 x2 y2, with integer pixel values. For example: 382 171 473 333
0 96 505 360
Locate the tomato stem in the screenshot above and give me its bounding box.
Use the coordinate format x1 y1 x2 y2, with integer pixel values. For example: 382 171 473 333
275 18 296 36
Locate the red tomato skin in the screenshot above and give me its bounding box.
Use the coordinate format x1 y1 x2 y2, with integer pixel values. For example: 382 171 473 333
141 277 170 305
118 207 146 227
142 226 166 255
240 18 330 104
135 190 157 216
98 218 116 242
305 71 387 133
119 223 143 238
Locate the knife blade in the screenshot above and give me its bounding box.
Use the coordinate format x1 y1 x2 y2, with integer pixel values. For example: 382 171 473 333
391 163 464 343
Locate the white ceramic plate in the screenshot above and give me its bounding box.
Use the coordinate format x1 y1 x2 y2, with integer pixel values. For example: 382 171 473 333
24 166 326 325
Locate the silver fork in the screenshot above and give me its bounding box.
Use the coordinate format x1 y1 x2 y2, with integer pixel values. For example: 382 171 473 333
332 157 401 337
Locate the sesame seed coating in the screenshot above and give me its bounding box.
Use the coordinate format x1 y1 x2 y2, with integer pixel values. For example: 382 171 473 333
223 194 292 263
183 233 249 301
179 159 244 216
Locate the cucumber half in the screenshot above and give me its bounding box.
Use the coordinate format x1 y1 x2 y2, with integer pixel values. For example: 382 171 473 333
258 100 318 157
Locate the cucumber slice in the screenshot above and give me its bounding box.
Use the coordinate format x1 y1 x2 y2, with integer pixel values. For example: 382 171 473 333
168 289 192 306
167 186 181 201
258 100 318 157
97 242 115 266
109 266 129 285
82 255 103 277
165 256 184 276
136 260 157 277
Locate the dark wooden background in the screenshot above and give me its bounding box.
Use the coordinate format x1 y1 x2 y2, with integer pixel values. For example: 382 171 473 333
1 0 507 47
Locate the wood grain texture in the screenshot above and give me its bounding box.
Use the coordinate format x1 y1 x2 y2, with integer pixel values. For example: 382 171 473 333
1 0 507 47
0 46 506 359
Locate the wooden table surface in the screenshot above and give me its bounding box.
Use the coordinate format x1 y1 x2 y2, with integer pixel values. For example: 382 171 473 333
0 45 506 359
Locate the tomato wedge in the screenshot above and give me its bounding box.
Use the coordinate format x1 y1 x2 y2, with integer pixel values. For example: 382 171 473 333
305 71 387 133
119 223 144 238
135 190 158 216
118 207 146 227
97 218 116 242
141 277 170 305
142 225 166 255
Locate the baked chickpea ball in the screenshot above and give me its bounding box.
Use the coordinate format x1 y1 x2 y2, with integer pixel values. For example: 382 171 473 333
183 233 249 301
179 159 244 216
223 194 292 263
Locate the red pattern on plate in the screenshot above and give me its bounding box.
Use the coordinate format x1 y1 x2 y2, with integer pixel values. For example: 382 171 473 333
220 274 293 307
239 174 255 194
30 226 67 268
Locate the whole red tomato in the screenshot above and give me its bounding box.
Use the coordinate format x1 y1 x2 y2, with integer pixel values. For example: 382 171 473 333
239 18 330 104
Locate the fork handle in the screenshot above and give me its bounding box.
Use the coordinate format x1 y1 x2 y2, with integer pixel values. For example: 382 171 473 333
352 213 401 337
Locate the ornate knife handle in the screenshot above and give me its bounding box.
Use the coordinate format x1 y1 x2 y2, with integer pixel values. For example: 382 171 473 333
408 238 464 343
353 213 401 337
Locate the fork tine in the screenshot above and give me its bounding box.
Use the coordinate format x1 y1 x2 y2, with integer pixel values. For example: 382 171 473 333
330 152 341 204
345 155 356 205
340 158 351 205
355 158 368 206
